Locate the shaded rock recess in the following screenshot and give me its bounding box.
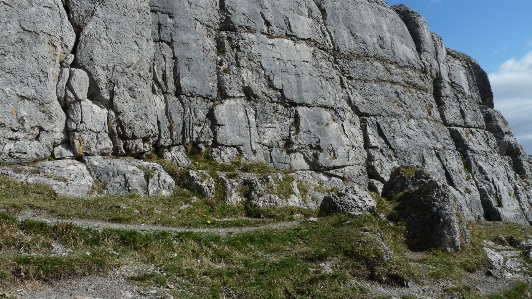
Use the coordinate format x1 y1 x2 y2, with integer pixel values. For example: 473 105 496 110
1 0 532 234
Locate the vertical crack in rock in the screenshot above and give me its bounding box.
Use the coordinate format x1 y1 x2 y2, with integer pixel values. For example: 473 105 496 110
435 49 532 224
311 0 337 51
219 0 235 32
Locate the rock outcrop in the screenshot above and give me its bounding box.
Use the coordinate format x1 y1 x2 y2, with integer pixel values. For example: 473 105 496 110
320 186 376 217
383 167 470 252
1 0 531 229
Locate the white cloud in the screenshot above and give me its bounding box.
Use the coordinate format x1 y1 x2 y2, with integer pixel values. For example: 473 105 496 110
489 50 532 154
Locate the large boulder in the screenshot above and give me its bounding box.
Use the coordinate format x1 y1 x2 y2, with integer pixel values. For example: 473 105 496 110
383 167 470 252
84 156 175 197
0 160 95 198
320 186 376 217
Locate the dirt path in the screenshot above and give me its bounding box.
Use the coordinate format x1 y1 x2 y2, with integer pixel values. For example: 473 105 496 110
5 211 531 299
16 212 302 236
4 213 304 299
17 215 301 236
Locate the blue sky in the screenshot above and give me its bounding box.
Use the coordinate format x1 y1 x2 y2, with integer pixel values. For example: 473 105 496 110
386 0 532 154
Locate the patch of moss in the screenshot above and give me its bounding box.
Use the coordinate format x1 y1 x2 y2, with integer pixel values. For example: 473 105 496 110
136 166 155 181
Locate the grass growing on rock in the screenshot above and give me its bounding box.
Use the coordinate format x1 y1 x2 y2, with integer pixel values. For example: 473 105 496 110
0 155 309 228
0 175 255 227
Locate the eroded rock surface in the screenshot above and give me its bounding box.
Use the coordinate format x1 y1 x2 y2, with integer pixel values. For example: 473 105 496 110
0 160 94 198
84 156 175 197
383 167 470 252
1 0 531 227
0 0 75 163
320 186 377 217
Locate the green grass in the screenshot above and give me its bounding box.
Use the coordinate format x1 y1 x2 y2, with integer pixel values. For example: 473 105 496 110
130 273 167 287
0 152 309 228
489 282 531 299
0 175 277 228
2 157 532 297
0 206 531 298
420 221 532 282
442 282 532 299
0 210 411 297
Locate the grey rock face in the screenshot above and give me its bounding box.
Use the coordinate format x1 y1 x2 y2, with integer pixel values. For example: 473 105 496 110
160 146 191 168
67 99 113 157
1 0 532 228
73 0 158 154
245 173 309 209
0 0 75 163
84 156 175 196
383 167 470 252
182 170 216 199
483 239 532 279
0 160 94 198
67 68 90 103
53 143 75 159
450 127 532 224
320 186 376 217
217 170 345 210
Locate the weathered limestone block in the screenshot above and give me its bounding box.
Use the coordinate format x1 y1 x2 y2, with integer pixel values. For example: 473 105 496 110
181 96 214 148
320 186 376 217
245 173 308 209
383 167 471 252
224 0 331 45
67 69 90 103
213 99 259 159
217 170 345 209
84 156 175 196
152 42 176 96
150 0 219 98
0 160 94 198
156 94 185 148
320 0 420 67
434 53 486 129
291 171 346 209
446 50 494 109
160 146 191 168
392 4 440 76
67 100 113 157
58 68 113 157
369 179 384 195
74 0 158 154
53 143 75 159
182 170 216 199
450 127 532 224
219 174 245 205
211 147 241 164
483 108 532 177
0 0 75 163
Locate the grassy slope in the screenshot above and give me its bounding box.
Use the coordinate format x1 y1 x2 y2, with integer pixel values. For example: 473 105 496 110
1 156 532 298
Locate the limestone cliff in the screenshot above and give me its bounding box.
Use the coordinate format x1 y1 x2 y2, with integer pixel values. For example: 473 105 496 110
1 0 531 228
